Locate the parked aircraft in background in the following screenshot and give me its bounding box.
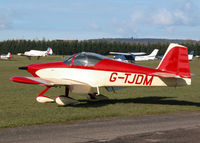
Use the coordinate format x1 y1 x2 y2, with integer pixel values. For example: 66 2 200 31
135 49 159 61
11 43 191 106
188 51 194 61
0 52 11 60
109 52 136 63
109 51 146 63
18 47 53 60
110 49 159 62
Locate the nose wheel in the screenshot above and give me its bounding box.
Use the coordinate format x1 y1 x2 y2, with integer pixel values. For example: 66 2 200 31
36 86 54 103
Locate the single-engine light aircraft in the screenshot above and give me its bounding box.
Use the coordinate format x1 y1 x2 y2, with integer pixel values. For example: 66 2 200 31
0 52 11 60
10 43 191 106
109 49 159 62
18 47 53 60
109 52 136 63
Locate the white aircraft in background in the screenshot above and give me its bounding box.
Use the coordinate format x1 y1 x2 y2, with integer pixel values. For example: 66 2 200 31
0 52 11 60
18 47 53 60
135 49 159 61
188 51 194 61
109 52 146 63
110 49 159 62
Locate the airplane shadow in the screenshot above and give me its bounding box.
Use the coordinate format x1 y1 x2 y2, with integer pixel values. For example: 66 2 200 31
68 96 200 108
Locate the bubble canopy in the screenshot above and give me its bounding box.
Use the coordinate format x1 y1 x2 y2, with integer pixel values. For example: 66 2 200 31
64 52 110 66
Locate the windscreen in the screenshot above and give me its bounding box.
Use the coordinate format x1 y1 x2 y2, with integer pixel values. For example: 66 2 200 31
73 52 110 66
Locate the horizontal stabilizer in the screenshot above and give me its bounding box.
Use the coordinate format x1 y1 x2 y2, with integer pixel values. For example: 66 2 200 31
157 43 191 78
150 72 181 78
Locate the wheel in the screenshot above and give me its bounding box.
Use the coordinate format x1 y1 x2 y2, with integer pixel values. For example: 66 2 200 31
55 95 79 106
87 93 109 101
36 95 54 103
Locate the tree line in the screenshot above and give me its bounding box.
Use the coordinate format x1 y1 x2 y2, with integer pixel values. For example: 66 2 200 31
0 40 199 55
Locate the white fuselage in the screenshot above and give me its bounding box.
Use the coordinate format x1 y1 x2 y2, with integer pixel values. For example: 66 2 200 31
188 54 193 61
36 68 191 88
0 53 11 60
0 55 9 60
135 55 157 61
24 50 47 57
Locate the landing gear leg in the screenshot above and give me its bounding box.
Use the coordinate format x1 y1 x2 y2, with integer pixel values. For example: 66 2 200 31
36 86 54 103
55 86 79 106
87 87 109 101
65 86 69 97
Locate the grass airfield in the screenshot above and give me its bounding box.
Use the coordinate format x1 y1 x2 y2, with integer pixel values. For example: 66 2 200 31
0 55 200 128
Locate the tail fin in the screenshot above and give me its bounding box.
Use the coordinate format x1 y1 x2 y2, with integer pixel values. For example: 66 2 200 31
188 51 194 60
45 47 53 55
6 52 11 59
149 49 159 57
157 43 190 78
189 51 194 55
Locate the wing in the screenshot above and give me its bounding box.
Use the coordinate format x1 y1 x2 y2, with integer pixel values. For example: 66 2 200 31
10 76 91 93
109 52 132 56
130 52 146 55
110 52 146 56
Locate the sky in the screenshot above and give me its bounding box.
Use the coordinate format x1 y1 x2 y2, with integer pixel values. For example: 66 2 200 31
0 0 200 41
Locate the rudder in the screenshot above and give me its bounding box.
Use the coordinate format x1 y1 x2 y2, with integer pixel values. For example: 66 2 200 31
157 43 190 78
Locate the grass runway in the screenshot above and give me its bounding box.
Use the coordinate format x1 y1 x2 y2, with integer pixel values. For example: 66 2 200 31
0 56 200 128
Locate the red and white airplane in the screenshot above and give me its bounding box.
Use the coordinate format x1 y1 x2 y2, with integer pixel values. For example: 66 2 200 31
18 47 53 60
0 52 11 60
10 43 191 106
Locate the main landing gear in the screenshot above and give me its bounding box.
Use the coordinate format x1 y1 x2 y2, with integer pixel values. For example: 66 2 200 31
55 87 79 106
36 86 108 106
87 86 108 101
87 93 108 101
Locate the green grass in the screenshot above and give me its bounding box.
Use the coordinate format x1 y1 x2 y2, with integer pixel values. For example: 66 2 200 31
0 56 200 128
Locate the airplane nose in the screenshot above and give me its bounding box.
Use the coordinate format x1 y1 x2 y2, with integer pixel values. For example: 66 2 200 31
18 66 28 70
26 64 44 77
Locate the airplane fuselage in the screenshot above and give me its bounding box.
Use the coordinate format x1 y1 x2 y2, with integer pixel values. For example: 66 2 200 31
24 50 47 57
10 44 192 106
27 59 190 88
0 52 11 60
0 56 9 60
